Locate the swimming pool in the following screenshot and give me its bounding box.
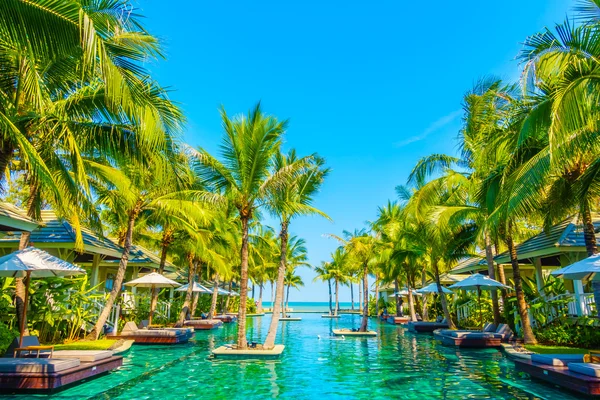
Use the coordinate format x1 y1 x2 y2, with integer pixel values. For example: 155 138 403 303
15 314 578 399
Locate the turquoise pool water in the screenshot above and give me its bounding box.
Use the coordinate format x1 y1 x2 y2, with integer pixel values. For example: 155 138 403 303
13 314 578 399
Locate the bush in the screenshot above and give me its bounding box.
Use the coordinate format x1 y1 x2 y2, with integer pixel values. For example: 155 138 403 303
534 318 600 348
0 322 16 355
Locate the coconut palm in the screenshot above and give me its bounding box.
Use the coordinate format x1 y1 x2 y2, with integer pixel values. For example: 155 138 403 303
86 155 213 339
192 103 305 349
313 262 335 315
284 269 304 316
329 247 349 316
263 151 329 349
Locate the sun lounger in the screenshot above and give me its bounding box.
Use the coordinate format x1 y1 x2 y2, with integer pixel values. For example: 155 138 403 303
184 319 223 330
434 323 513 348
407 321 449 333
5 336 54 358
515 357 600 396
530 354 584 367
51 350 113 363
0 355 123 392
113 321 192 344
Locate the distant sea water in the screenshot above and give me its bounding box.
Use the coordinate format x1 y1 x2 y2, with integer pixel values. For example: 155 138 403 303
261 301 357 312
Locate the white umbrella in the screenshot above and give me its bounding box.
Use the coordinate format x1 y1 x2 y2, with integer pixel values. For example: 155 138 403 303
0 247 85 346
125 272 180 325
449 273 511 328
416 282 454 294
390 288 422 297
551 254 600 281
176 281 212 294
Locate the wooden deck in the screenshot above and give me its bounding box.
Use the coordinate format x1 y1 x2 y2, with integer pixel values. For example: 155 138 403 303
514 359 600 396
0 356 123 393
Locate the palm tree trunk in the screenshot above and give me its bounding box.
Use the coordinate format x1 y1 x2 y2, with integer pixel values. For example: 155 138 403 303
407 285 417 321
149 230 172 325
252 283 255 300
257 284 264 313
270 281 275 311
581 203 600 316
191 293 199 317
433 260 456 329
394 279 401 317
506 227 537 344
358 280 362 311
350 282 354 311
359 263 369 332
484 230 501 326
374 277 380 318
237 214 250 349
285 284 291 316
209 273 219 319
88 206 138 339
334 278 339 316
264 220 289 349
328 279 333 314
177 256 196 326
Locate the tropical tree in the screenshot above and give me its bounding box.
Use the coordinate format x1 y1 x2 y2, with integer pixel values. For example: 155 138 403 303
284 268 304 317
313 262 335 315
193 103 300 349
263 151 329 349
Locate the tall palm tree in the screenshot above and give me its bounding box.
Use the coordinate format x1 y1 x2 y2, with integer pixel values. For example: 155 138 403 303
263 151 329 349
193 103 299 349
86 155 212 339
329 247 349 316
284 268 304 316
313 262 335 315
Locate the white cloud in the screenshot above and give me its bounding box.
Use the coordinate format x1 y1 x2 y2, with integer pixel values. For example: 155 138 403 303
394 109 462 147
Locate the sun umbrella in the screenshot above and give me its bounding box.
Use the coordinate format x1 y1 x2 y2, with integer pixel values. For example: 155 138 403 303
0 247 86 346
125 272 180 325
449 273 511 328
551 254 600 281
175 281 212 294
390 288 422 297
416 282 454 295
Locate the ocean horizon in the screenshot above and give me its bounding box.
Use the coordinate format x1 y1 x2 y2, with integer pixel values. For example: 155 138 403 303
261 301 358 312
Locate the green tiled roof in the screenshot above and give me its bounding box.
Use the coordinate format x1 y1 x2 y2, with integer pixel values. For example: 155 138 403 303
0 203 38 232
0 210 122 258
451 252 487 274
494 214 600 264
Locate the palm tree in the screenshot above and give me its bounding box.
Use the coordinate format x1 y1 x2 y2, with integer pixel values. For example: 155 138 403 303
193 103 299 349
313 262 335 315
86 155 212 339
329 247 349 316
263 151 329 349
284 269 304 316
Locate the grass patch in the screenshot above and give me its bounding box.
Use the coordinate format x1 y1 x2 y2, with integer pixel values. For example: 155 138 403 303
524 345 596 354
53 339 117 351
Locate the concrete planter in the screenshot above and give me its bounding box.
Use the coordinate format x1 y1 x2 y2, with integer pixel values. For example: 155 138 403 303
332 329 377 337
211 344 285 360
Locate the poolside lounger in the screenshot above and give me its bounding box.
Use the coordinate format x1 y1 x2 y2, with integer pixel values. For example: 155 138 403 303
50 350 113 363
515 357 600 396
112 321 192 344
407 321 449 333
386 316 410 325
0 355 123 392
530 354 584 367
184 319 223 330
434 323 511 348
5 336 54 358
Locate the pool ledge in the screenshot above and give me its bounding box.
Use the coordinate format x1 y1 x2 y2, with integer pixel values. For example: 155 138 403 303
332 329 377 337
500 343 532 361
211 344 285 360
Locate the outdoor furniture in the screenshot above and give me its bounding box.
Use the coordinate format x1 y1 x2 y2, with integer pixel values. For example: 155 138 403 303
13 345 54 359
407 321 449 333
530 354 585 367
0 355 123 392
184 319 223 330
433 323 512 348
515 357 600 396
113 321 193 344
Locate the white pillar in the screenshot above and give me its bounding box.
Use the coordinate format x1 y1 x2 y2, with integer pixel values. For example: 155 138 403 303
573 280 586 316
533 258 544 295
90 254 101 289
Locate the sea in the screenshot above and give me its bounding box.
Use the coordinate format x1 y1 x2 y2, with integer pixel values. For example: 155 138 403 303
261 301 357 312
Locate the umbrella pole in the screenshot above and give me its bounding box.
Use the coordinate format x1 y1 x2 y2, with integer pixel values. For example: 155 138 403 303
19 271 31 347
149 284 155 326
477 286 482 329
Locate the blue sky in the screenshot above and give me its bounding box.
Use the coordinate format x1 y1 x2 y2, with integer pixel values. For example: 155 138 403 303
140 0 576 302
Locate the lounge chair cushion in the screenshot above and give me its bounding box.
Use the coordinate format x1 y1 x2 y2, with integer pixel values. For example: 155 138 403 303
51 350 112 362
531 354 584 366
495 324 514 340
483 323 497 333
445 331 500 339
121 321 139 334
569 362 600 378
0 358 80 373
125 329 182 337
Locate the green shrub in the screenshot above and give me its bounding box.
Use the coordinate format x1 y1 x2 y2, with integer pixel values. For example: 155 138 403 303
534 318 600 348
0 322 16 355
